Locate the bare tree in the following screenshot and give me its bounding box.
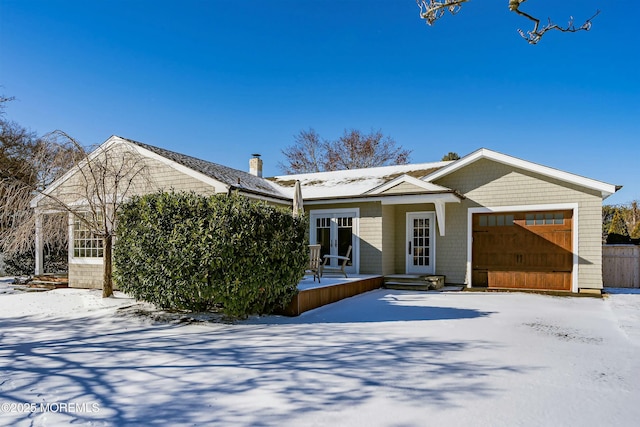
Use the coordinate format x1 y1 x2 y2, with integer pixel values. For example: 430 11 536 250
1 129 150 297
278 128 325 174
1 98 77 271
416 0 600 44
325 129 411 170
280 128 411 173
0 136 78 250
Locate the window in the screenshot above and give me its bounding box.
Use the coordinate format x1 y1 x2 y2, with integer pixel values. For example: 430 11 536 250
477 214 514 227
73 215 103 258
526 212 564 226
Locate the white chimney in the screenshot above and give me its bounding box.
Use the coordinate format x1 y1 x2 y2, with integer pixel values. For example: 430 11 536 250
249 154 263 177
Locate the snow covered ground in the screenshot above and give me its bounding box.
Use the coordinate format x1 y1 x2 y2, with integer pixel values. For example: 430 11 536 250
1 284 639 427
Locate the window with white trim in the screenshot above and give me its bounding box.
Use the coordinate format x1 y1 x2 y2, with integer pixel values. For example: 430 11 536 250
73 214 103 258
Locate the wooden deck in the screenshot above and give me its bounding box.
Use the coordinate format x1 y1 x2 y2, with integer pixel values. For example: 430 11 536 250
281 275 384 316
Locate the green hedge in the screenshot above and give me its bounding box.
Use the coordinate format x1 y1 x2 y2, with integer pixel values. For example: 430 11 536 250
4 244 68 276
113 191 308 317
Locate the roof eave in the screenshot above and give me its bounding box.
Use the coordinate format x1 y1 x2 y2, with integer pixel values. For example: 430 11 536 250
303 190 464 205
425 148 620 199
228 186 292 205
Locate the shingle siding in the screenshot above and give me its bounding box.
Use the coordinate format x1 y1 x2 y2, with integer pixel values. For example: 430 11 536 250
142 157 220 195
359 203 383 274
381 205 396 275
55 151 226 289
433 202 467 283
306 202 382 274
68 263 105 289
434 158 604 289
390 204 438 274
381 182 427 195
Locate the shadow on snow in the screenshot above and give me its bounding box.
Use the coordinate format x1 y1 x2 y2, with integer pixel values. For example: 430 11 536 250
0 290 529 426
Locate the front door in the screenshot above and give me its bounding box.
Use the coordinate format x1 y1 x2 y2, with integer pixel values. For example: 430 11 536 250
406 212 435 275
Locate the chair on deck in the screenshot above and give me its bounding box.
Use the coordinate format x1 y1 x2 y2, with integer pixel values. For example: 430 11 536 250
320 245 352 279
306 244 322 282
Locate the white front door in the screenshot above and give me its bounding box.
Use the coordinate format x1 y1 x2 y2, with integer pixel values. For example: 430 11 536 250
406 212 435 275
310 209 359 274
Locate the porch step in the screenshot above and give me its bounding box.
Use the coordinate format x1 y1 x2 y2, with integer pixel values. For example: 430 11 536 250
29 280 69 290
26 274 69 290
384 275 445 291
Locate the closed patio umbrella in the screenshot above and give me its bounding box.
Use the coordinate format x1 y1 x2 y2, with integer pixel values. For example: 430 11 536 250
293 180 304 217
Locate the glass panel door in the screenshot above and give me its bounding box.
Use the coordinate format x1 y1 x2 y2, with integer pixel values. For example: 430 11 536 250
336 216 353 267
315 217 332 260
406 212 435 275
311 210 358 273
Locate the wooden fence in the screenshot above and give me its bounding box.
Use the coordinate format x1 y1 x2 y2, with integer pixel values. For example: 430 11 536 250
603 245 640 288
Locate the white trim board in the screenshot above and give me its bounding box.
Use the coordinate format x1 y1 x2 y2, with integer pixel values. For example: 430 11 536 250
466 203 579 293
366 174 451 195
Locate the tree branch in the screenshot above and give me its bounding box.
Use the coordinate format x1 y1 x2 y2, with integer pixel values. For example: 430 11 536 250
416 0 469 26
510 1 600 45
416 0 600 44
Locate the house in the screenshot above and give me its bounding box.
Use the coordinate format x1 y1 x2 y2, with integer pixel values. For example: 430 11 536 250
31 135 619 293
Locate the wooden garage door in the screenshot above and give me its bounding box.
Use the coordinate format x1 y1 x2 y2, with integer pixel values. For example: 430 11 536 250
472 210 573 291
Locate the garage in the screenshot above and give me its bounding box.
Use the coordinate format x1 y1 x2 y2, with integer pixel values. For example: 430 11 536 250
472 210 573 291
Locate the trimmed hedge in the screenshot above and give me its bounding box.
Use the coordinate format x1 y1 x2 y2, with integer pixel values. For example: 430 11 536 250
113 191 308 317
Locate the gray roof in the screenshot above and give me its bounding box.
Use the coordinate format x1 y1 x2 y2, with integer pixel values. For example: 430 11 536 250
120 137 289 201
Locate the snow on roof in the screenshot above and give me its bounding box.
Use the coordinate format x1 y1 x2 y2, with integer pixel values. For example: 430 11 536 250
268 161 453 199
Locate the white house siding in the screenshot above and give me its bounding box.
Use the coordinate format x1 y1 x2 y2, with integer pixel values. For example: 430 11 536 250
69 263 104 289
433 158 605 289
381 181 428 195
381 205 396 275
359 203 383 274
142 160 219 195
38 149 224 289
433 201 467 283
391 204 437 275
381 184 449 276
38 145 220 208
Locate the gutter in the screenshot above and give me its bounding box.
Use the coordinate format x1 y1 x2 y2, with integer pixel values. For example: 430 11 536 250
227 185 292 205
302 190 465 206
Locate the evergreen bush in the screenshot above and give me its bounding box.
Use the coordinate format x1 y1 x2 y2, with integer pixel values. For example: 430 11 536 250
113 191 308 318
630 221 640 243
606 210 630 244
4 244 68 276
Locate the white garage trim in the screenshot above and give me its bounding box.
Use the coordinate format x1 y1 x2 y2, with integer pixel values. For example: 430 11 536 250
467 203 579 293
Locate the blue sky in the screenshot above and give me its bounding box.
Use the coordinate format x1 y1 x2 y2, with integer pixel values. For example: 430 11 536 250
1 0 638 204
